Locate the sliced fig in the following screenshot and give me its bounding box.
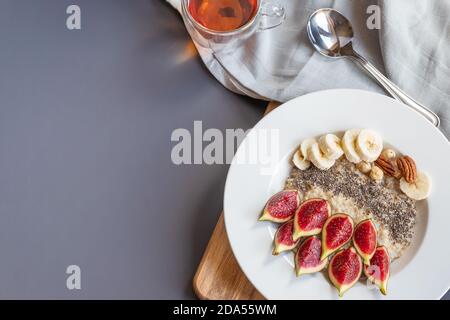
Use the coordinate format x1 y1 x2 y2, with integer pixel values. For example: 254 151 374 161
328 247 362 297
353 219 377 265
260 190 300 223
272 220 299 255
364 246 390 295
321 213 354 260
295 236 327 276
293 198 330 240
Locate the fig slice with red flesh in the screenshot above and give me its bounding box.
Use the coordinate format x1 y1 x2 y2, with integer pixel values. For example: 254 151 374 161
293 198 330 240
260 190 300 223
295 236 327 276
328 247 362 297
364 246 390 295
353 219 377 265
321 213 354 260
273 220 300 255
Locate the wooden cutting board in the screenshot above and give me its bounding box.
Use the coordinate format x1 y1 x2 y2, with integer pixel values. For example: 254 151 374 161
193 102 279 300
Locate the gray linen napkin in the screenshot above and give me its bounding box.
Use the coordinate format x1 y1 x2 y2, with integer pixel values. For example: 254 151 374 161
167 0 450 136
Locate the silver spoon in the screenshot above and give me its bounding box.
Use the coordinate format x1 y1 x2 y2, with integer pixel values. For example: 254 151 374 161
307 8 440 127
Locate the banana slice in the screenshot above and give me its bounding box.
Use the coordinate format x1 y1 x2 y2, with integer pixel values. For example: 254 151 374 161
300 138 317 161
356 129 383 162
399 171 432 200
318 134 344 160
342 129 362 163
307 142 335 170
292 149 311 170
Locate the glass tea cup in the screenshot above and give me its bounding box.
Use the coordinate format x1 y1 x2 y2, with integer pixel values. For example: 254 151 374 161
181 0 286 54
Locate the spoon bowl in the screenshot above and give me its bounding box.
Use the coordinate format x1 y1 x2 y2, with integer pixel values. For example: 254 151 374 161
307 8 354 58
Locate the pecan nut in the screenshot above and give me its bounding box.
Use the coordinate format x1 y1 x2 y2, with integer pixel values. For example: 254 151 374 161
397 156 417 183
375 155 401 178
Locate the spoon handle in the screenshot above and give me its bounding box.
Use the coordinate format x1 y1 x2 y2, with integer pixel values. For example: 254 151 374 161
348 51 440 127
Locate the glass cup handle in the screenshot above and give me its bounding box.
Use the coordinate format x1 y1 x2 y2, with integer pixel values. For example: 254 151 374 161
258 1 286 31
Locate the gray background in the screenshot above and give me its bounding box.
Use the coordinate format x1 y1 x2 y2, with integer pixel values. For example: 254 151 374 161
0 0 264 299
0 0 447 299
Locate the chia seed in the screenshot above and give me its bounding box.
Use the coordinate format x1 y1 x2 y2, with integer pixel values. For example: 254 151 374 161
285 159 416 247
